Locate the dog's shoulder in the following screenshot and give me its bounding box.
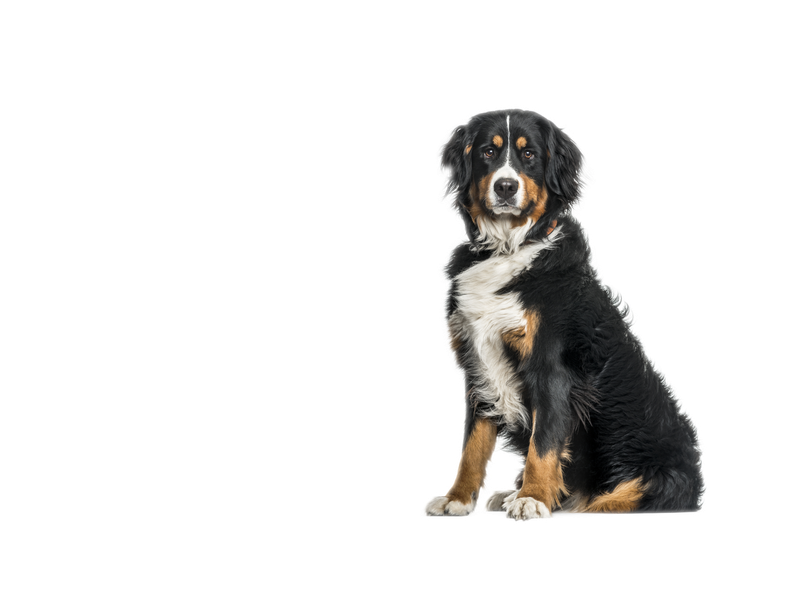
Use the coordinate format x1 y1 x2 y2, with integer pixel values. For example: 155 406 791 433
445 243 491 280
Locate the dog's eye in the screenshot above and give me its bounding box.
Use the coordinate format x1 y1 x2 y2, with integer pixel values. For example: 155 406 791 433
523 150 534 160
484 148 495 158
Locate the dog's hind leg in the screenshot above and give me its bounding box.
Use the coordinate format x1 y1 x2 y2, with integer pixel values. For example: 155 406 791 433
426 418 497 516
583 478 647 512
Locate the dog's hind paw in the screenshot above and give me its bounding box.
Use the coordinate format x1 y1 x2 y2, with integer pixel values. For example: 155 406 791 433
426 495 475 516
486 490 517 511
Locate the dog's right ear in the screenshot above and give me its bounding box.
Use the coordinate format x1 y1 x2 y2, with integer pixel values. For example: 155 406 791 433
442 125 474 194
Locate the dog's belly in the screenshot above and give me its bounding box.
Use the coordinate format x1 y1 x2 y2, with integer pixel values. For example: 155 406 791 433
448 241 550 428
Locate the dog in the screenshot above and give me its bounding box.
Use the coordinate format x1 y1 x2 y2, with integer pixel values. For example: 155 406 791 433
426 109 703 519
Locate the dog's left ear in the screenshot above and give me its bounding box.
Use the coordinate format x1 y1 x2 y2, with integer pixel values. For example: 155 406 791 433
544 124 583 207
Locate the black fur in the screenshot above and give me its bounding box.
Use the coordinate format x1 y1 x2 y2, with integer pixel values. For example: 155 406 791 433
441 110 703 512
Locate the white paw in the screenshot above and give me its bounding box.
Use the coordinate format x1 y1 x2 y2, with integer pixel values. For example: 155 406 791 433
504 496 551 520
486 490 517 512
426 495 476 516
501 490 519 506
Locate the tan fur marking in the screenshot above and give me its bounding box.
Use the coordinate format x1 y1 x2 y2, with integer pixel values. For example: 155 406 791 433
506 214 529 228
531 187 548 222
584 478 647 513
516 412 569 510
448 327 468 369
560 439 572 464
445 419 497 505
516 137 527 149
519 173 548 219
492 135 503 147
501 310 540 359
468 174 493 221
465 144 472 155
468 202 481 224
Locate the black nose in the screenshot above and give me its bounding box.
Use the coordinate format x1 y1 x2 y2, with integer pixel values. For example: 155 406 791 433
494 178 519 201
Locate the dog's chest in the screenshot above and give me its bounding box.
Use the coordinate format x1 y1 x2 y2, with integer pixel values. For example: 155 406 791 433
448 244 542 426
452 250 533 340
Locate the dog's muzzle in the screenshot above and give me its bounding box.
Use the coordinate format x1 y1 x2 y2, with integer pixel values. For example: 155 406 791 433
491 177 522 214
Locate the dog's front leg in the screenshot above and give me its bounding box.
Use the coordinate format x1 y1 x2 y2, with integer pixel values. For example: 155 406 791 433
503 410 568 520
426 417 497 516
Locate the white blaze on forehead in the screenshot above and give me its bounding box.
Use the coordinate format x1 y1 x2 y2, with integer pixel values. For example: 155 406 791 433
506 115 511 165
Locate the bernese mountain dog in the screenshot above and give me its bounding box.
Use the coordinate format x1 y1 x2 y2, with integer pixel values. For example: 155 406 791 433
426 109 703 519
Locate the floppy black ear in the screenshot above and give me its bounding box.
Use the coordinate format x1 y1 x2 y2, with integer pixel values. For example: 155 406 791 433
442 125 474 194
545 125 583 206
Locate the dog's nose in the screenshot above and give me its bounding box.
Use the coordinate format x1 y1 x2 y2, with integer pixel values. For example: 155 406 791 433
494 178 519 201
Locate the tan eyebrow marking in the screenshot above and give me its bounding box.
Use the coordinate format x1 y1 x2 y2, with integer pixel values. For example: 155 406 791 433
465 145 472 155
492 135 503 147
516 137 528 149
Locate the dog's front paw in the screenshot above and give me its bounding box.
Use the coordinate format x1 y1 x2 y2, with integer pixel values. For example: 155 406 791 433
426 495 476 516
504 496 551 520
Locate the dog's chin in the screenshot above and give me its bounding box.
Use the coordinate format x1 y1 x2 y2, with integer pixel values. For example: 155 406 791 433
490 205 522 217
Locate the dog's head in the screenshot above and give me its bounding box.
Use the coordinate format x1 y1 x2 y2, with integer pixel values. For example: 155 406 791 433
442 110 582 252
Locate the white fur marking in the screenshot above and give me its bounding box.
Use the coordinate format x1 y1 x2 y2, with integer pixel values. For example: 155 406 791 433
474 215 534 254
449 228 563 427
487 114 524 211
504 495 551 520
486 489 517 511
505 115 512 167
425 495 476 516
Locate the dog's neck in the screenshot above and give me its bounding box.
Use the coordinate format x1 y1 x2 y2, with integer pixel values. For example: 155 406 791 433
517 219 558 248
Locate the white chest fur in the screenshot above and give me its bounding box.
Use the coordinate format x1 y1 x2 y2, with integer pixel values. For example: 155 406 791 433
448 229 562 427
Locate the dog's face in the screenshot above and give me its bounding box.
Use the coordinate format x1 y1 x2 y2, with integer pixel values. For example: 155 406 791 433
443 110 582 247
467 113 549 224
